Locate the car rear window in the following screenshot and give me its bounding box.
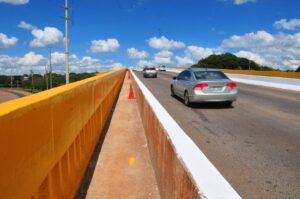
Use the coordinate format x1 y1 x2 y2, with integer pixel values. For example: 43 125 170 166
194 71 228 80
146 68 156 70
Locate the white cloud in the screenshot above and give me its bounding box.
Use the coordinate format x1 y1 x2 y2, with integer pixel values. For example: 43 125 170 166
137 60 155 67
175 56 194 66
274 18 300 30
235 51 267 65
111 63 125 70
51 52 66 65
79 56 99 66
50 53 125 73
185 46 214 60
0 55 18 69
17 51 44 66
51 53 103 73
0 52 45 75
222 31 274 48
89 38 120 53
282 59 300 69
0 33 18 48
148 36 185 50
153 50 173 64
37 51 125 73
18 21 36 30
0 51 127 75
127 48 149 59
234 0 256 5
30 27 64 47
0 0 29 5
221 31 300 70
175 45 214 66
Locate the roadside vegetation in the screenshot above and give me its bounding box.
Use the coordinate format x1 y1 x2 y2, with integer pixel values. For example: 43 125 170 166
0 72 97 93
192 53 276 71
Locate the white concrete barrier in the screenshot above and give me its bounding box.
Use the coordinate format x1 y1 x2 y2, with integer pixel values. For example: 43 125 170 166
131 70 241 199
166 68 300 92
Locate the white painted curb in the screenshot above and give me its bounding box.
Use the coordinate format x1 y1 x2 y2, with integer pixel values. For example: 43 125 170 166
227 74 300 92
166 68 300 92
131 70 241 199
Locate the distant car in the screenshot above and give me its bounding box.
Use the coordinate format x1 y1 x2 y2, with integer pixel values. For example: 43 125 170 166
170 68 237 107
159 66 166 71
143 67 157 78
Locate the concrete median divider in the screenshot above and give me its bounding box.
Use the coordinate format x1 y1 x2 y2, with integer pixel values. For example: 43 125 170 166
130 70 241 199
166 68 300 92
220 69 300 79
168 67 300 79
0 69 126 199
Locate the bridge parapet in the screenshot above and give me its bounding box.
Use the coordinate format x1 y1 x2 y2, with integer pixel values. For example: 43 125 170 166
130 70 241 199
0 69 126 199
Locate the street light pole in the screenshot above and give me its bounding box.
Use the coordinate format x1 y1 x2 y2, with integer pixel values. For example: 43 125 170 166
30 69 34 92
65 0 70 84
45 62 49 90
49 47 53 88
249 59 251 70
10 67 13 88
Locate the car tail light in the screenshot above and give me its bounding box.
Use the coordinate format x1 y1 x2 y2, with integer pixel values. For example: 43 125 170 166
193 83 208 90
226 82 237 89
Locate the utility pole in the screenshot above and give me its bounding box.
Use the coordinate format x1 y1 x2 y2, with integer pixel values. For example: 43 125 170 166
248 59 251 70
30 69 34 92
45 62 49 90
10 68 13 88
65 0 70 84
49 47 53 88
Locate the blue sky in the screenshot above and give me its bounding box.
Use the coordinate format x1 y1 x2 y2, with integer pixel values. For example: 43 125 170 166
0 0 300 74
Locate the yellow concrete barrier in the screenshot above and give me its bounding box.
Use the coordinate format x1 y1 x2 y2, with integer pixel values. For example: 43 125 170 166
130 71 200 198
220 69 300 79
168 67 300 79
0 69 126 199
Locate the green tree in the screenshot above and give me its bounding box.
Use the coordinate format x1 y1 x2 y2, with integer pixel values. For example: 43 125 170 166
0 72 96 93
192 53 274 71
0 76 10 87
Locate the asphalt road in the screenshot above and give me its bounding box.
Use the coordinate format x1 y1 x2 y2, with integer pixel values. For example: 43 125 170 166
134 71 300 199
0 88 28 103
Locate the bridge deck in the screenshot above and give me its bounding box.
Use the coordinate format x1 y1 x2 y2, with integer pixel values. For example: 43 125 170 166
79 73 160 199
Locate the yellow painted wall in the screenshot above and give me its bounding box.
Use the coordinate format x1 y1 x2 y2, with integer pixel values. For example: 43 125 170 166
220 69 300 79
0 69 126 199
168 67 300 79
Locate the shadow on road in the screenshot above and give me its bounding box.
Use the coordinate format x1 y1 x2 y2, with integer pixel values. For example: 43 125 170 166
171 95 234 110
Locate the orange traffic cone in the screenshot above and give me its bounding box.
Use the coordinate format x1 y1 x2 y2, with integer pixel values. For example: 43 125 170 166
128 72 131 80
128 84 135 99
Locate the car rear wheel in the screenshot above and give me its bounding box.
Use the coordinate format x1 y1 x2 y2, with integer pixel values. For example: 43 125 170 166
171 85 175 97
224 101 233 107
184 91 190 106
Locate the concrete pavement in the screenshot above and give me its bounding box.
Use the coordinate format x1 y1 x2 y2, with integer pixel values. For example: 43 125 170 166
0 88 30 103
84 73 160 199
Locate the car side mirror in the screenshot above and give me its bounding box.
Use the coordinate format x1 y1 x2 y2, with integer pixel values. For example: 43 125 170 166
173 76 177 80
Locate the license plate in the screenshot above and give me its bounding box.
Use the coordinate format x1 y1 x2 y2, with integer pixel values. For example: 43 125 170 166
208 87 223 92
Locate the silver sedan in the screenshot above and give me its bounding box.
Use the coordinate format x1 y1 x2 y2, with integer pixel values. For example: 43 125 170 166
170 68 238 106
